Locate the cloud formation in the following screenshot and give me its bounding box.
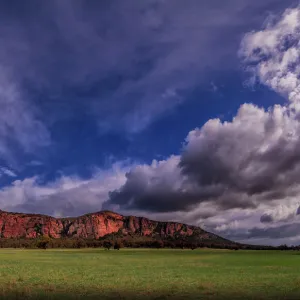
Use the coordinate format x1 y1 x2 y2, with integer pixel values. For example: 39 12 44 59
104 102 300 214
102 5 300 244
0 162 129 217
0 167 17 178
260 202 300 223
239 7 300 108
0 71 50 161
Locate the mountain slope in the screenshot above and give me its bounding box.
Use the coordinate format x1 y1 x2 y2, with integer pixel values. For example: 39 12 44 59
0 209 234 245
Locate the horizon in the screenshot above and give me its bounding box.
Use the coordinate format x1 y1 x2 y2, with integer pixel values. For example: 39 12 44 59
1 0 300 247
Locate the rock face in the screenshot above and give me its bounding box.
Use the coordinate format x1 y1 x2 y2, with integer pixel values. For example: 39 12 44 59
0 210 225 242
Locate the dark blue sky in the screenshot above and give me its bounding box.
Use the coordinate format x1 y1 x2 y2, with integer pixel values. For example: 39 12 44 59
6 69 284 184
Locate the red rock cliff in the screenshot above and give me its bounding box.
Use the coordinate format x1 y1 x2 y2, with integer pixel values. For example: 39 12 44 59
0 210 222 241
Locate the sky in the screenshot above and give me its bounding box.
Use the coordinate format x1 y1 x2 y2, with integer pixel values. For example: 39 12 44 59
2 0 300 246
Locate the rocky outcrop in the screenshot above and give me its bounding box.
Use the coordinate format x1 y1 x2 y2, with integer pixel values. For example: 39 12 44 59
0 209 226 242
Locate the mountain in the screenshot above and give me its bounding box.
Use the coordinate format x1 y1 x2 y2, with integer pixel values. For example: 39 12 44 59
0 209 234 245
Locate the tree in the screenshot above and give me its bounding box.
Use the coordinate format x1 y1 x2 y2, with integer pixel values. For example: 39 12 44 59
114 241 123 250
74 239 87 249
34 223 43 236
190 243 197 250
153 240 164 249
36 236 51 250
278 244 288 251
103 240 113 250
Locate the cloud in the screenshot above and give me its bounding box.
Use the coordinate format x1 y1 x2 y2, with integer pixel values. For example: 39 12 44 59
104 102 300 214
210 82 219 93
204 206 300 245
239 6 300 109
103 155 195 213
260 202 300 223
102 5 300 245
248 222 300 239
0 167 17 178
0 70 50 161
0 161 130 217
260 214 274 223
27 160 43 167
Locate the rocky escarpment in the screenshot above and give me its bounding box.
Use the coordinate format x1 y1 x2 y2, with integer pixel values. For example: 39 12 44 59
0 210 229 243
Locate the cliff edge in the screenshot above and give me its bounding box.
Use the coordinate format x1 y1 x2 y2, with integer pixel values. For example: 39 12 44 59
0 210 232 244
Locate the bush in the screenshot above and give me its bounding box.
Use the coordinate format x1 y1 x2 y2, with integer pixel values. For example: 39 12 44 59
103 240 113 250
153 240 164 249
36 236 51 250
114 241 123 250
190 243 197 250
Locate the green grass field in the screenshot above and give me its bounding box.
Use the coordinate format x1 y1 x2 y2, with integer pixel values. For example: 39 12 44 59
0 248 300 299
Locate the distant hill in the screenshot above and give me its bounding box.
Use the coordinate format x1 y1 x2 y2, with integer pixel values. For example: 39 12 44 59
0 209 236 247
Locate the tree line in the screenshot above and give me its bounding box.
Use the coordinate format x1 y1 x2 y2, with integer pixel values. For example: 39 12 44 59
0 236 295 251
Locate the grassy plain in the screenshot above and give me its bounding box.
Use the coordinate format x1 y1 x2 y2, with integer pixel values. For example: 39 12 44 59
0 248 300 299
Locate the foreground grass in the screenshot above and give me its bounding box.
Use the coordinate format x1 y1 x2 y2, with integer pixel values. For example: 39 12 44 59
0 248 300 299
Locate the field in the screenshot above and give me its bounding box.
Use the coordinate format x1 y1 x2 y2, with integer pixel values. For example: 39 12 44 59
0 248 300 299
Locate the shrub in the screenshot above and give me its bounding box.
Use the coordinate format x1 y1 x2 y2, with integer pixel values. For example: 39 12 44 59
153 240 164 249
114 241 123 250
103 240 113 250
190 243 197 250
36 236 51 250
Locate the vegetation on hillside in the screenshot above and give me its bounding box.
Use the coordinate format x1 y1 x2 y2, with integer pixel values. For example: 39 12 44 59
0 235 294 251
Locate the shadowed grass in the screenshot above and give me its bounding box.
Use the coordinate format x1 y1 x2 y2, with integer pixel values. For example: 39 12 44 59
0 248 300 299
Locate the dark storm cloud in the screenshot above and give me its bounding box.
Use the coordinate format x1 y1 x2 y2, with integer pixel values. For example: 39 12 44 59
104 102 300 213
248 223 300 239
260 214 274 223
102 156 207 213
106 180 224 213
